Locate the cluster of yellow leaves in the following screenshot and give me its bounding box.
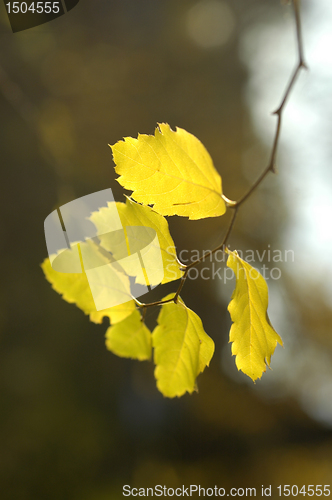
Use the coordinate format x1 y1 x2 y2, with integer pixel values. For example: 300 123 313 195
42 123 282 396
43 254 215 396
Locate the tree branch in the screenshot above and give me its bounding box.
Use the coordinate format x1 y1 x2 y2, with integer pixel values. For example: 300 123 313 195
183 207 238 270
233 0 306 208
138 0 305 311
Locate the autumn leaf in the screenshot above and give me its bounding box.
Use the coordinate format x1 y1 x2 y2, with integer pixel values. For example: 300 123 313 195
111 123 226 220
226 250 283 381
90 197 183 286
105 309 152 361
41 247 136 325
152 294 215 397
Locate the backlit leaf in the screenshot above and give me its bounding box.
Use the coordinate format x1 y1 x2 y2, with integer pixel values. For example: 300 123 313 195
90 197 183 286
226 250 283 381
111 123 226 220
152 294 215 397
41 248 136 325
105 309 152 361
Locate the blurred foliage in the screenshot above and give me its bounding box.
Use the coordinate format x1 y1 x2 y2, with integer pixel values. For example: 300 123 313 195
1 0 332 498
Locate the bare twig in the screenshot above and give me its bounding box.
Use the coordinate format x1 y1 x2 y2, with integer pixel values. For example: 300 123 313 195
173 269 189 303
138 0 305 312
233 0 306 207
184 207 239 270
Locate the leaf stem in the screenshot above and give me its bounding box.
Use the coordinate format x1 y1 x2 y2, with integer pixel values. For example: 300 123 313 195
134 296 175 309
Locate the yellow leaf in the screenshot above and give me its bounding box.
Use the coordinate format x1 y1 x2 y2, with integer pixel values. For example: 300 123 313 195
41 250 136 325
111 123 226 220
90 197 183 286
152 294 215 397
226 250 283 381
105 309 152 361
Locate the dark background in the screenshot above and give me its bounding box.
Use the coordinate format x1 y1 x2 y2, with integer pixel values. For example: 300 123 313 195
1 0 332 498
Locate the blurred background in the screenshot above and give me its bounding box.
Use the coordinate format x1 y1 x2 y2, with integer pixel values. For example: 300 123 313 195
1 0 332 498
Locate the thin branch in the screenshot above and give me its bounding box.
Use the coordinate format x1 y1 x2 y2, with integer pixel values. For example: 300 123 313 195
137 0 305 311
135 267 189 309
136 207 238 310
293 0 306 67
184 207 238 270
232 0 306 208
173 269 189 303
140 307 147 322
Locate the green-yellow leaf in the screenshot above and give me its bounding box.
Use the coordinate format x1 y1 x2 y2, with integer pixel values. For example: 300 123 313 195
152 294 215 398
105 309 152 361
111 123 226 220
90 197 183 285
226 250 283 381
41 250 136 325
